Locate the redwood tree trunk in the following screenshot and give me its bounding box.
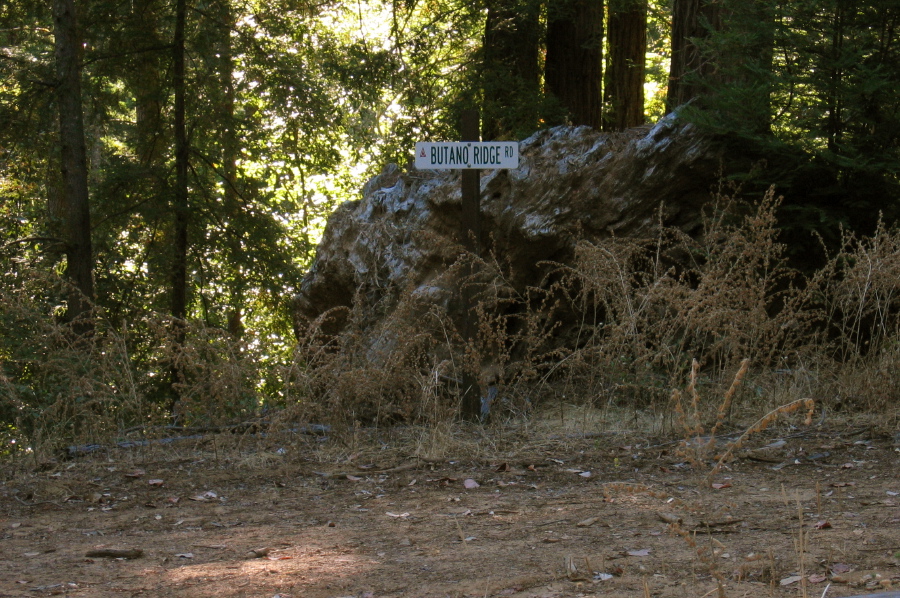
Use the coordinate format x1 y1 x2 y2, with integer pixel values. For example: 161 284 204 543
53 0 95 335
666 0 723 112
827 0 846 152
545 0 604 129
130 0 163 165
481 0 542 140
218 0 245 337
604 0 648 130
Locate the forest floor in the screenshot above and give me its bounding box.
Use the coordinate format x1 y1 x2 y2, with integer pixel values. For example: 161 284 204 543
1 408 899 598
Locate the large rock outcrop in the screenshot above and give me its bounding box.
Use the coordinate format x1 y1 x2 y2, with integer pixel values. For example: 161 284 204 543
294 115 732 360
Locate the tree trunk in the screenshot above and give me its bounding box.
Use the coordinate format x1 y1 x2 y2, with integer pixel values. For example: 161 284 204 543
604 0 648 130
53 0 95 335
827 0 846 152
667 0 724 111
171 0 189 326
170 0 189 416
218 0 245 338
481 0 542 140
668 0 773 131
667 0 699 110
130 0 164 165
712 0 774 135
545 0 604 129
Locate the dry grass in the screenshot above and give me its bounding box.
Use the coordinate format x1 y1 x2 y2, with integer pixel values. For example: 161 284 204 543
2 185 900 458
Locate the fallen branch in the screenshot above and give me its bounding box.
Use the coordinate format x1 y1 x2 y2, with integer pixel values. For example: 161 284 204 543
85 548 143 559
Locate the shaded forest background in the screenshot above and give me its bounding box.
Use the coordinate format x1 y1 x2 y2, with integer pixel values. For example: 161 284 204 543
1 0 899 451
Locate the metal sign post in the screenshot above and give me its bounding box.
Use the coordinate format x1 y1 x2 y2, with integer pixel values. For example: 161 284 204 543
415 111 519 421
459 110 482 421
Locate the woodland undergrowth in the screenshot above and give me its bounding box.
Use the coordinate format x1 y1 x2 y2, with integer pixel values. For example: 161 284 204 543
2 186 900 458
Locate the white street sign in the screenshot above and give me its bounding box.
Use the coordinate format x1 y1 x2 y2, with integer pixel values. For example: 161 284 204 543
415 141 519 170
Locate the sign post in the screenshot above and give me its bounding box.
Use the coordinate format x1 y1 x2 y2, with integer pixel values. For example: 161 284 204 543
415 111 519 421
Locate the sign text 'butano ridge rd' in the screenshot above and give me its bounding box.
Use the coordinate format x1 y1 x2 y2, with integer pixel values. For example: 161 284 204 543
415 141 519 170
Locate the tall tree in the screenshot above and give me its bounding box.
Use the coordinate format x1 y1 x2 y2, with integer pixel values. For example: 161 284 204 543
216 0 245 338
169 0 189 414
825 0 847 153
170 0 188 326
545 0 605 128
52 0 95 334
684 0 774 135
128 0 165 165
481 0 543 139
666 0 723 111
604 0 648 130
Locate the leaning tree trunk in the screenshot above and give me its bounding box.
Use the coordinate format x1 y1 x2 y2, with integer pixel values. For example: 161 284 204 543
53 0 95 336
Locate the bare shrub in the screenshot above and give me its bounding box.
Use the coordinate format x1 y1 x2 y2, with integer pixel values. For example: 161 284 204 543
819 220 900 358
558 187 818 416
813 220 900 412
284 287 444 429
0 269 280 455
0 271 157 456
162 318 267 426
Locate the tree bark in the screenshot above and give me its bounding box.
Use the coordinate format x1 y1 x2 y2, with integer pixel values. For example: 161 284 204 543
481 0 542 140
170 0 189 415
130 0 164 165
545 0 604 129
667 0 723 111
218 0 245 338
604 0 648 130
53 0 95 335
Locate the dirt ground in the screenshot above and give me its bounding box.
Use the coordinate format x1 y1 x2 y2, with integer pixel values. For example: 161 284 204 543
1 417 899 598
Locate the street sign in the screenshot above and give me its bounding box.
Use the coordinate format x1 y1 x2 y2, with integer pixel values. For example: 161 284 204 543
415 141 519 170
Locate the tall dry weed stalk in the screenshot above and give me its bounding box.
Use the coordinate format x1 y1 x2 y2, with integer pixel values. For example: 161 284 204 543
669 357 815 485
670 359 750 467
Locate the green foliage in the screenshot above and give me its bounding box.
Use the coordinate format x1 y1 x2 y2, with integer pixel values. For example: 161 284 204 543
678 0 900 251
0 0 507 442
